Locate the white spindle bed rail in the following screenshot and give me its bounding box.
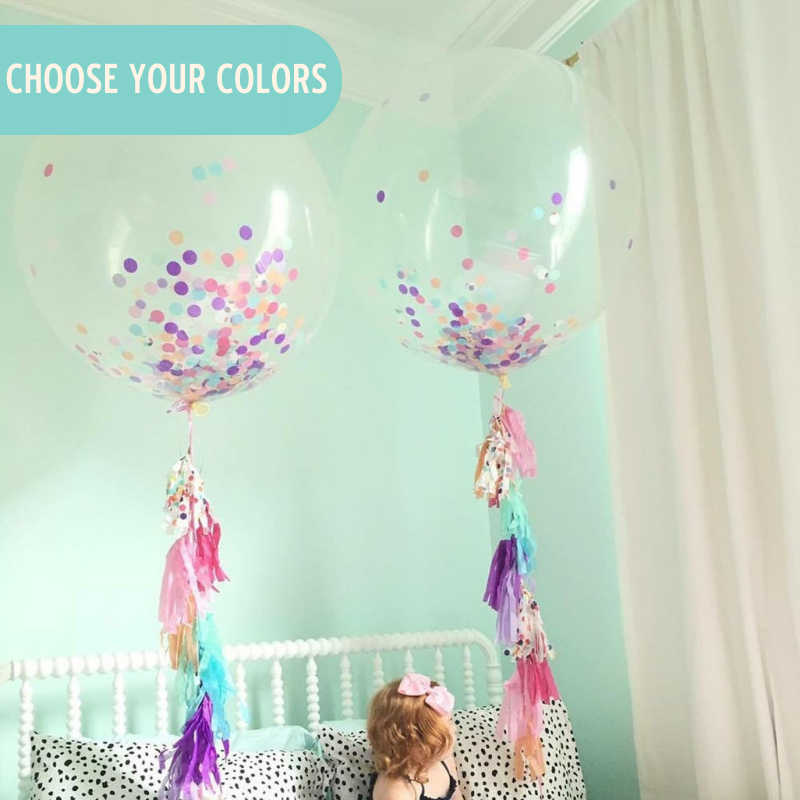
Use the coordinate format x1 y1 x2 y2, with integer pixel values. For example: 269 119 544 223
1 629 502 800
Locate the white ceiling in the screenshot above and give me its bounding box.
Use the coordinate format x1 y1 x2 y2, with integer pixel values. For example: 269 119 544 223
0 0 602 104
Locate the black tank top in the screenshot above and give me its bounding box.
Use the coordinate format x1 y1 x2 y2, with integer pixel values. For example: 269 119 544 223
369 761 457 800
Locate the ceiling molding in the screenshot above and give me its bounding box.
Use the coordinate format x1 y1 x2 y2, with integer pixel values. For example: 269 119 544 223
447 0 542 49
528 0 602 53
0 0 602 104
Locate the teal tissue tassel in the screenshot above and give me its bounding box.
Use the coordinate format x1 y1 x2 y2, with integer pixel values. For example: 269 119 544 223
501 484 537 575
196 613 242 739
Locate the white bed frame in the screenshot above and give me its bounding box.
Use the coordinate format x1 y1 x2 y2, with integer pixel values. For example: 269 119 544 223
0 629 502 799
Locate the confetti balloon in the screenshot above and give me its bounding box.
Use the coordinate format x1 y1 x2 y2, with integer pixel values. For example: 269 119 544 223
15 135 338 404
342 48 640 375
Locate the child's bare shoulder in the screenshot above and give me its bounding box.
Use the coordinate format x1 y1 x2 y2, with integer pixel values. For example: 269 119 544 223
372 775 415 800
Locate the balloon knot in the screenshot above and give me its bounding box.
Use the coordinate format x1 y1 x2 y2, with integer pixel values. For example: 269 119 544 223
169 400 210 417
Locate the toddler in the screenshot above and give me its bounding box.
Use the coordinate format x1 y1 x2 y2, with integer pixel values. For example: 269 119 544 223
367 674 464 800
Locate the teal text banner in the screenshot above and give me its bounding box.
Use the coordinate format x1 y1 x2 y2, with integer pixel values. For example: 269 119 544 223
0 25 342 134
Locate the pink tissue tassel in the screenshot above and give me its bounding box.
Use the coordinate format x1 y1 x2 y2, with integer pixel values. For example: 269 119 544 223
497 653 560 781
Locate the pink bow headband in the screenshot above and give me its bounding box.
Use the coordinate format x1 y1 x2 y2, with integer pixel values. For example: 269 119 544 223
398 673 455 717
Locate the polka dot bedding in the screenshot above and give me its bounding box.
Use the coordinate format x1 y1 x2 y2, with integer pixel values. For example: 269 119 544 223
28 733 333 799
318 702 585 800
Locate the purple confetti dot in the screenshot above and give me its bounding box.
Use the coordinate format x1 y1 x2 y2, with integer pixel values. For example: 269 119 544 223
280 344 291 354
249 335 261 346
256 263 266 274
610 179 617 190
481 338 493 346
164 322 179 334
158 360 173 372
411 319 421 328
376 190 386 203
157 278 168 288
239 225 253 241
275 333 286 345
420 92 430 102
406 307 415 316
177 330 189 341
409 287 419 297
236 345 248 355
449 302 459 312
182 250 197 265
175 281 189 296
227 366 239 376
130 376 142 383
398 284 408 295
187 304 202 317
273 249 284 263
211 297 226 310
552 192 563 205
112 274 126 288
166 261 181 277
501 359 511 367
192 345 204 354
123 258 138 273
171 368 184 376
135 299 146 309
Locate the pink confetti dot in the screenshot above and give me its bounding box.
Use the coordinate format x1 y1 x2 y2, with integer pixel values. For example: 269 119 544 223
552 192 563 205
204 192 217 206
451 225 463 238
288 268 298 282
462 258 474 270
221 253 235 268
144 282 158 296
109 336 121 347
222 158 236 171
150 310 165 323
43 163 53 178
545 283 557 294
518 247 530 261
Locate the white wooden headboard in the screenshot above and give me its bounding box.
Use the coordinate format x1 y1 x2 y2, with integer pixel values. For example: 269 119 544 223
0 628 502 800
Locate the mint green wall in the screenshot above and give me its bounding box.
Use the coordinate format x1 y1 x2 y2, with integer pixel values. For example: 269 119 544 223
0 5 640 800
0 79 493 799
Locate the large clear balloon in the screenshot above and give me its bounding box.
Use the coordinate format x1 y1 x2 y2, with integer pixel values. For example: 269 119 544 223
16 135 338 404
342 48 640 375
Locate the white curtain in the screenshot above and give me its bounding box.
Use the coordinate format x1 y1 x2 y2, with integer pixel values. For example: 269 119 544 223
579 1 800 798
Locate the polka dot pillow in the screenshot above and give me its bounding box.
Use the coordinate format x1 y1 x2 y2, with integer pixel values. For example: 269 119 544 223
454 702 586 800
29 733 333 799
317 726 373 800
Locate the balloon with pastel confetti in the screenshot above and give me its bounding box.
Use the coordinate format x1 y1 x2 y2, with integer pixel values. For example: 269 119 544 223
342 48 640 376
15 135 339 404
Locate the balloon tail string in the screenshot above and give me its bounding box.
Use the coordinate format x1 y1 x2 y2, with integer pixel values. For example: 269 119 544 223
188 406 194 463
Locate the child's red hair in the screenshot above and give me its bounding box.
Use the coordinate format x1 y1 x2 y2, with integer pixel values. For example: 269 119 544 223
367 679 454 783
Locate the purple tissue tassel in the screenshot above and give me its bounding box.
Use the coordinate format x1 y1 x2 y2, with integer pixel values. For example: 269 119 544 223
484 536 522 645
159 693 226 800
